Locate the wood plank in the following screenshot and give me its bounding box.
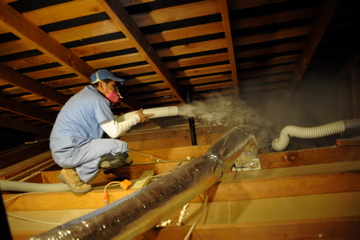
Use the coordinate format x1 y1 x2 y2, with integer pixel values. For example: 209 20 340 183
240 73 292 85
22 0 102 26
239 64 296 79
232 7 315 30
175 64 232 78
70 38 132 57
0 39 35 56
193 81 234 92
87 53 145 69
158 38 227 58
2 54 54 69
49 20 119 43
236 41 304 59
131 170 154 189
205 172 360 202
132 0 220 28
147 22 223 44
166 53 229 70
237 54 300 70
233 25 311 47
138 216 360 240
127 83 168 94
260 145 360 169
179 73 232 86
242 81 289 93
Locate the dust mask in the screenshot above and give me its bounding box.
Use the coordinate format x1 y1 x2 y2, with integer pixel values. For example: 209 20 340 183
106 90 120 103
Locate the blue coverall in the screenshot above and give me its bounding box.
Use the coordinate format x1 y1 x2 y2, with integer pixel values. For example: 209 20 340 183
50 85 128 183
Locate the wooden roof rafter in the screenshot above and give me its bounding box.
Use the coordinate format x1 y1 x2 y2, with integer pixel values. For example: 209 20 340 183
289 0 341 95
0 1 141 111
0 94 56 124
0 1 94 81
219 0 240 98
97 0 186 104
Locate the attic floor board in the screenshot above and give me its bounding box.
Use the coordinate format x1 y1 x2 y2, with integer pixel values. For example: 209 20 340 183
8 192 360 240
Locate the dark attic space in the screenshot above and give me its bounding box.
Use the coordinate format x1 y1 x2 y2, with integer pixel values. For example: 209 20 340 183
0 0 359 239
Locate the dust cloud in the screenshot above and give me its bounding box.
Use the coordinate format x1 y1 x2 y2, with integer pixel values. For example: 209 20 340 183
179 96 316 149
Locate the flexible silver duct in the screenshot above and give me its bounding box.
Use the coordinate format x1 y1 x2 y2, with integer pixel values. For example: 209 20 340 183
30 126 257 240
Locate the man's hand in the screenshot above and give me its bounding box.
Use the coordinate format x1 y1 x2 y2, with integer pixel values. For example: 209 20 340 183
135 108 154 123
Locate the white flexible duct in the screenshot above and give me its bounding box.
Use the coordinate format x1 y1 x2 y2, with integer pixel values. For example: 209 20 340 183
116 106 179 122
0 180 69 192
271 119 360 151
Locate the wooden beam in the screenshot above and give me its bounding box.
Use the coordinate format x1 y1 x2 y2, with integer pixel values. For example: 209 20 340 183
289 0 340 95
259 145 360 169
0 63 68 105
97 0 186 104
219 0 239 98
0 94 56 124
4 167 360 211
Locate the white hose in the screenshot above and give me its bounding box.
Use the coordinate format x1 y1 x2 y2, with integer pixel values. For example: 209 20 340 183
0 180 70 192
116 106 179 122
271 119 360 151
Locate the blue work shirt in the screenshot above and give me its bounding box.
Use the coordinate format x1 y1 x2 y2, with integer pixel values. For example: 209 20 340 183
50 85 114 160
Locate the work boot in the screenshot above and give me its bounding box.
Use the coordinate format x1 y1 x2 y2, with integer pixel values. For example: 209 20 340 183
58 168 92 194
98 152 131 169
115 152 133 166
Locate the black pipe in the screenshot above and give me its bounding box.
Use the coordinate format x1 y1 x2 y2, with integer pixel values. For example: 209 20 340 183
186 91 197 145
189 116 197 145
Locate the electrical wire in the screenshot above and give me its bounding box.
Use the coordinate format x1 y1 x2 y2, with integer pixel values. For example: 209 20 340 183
129 150 169 163
6 212 62 225
4 192 63 225
103 181 125 205
183 193 209 240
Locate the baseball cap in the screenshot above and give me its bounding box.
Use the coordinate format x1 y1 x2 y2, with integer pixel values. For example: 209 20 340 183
90 69 125 85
